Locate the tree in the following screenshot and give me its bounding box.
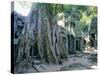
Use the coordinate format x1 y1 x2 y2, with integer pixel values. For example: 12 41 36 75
16 3 68 65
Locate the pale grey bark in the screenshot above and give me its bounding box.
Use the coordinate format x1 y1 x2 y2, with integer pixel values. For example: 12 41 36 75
16 4 68 65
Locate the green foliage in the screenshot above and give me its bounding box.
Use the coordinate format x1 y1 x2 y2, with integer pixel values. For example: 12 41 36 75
45 3 65 16
90 16 97 33
36 3 64 17
36 3 97 34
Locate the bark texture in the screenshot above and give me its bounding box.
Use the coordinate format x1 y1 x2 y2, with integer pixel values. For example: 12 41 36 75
16 4 68 65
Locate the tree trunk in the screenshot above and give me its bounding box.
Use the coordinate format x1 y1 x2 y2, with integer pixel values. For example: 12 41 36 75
16 4 68 65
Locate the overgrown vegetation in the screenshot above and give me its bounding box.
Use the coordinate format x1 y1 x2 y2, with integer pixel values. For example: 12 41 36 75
12 2 97 73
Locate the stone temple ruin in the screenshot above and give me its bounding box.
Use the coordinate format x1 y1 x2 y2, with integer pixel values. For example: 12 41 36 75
11 4 97 73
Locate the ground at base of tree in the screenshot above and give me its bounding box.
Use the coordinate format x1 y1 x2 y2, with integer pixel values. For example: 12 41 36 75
14 49 97 73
